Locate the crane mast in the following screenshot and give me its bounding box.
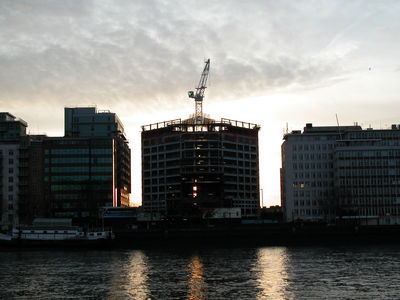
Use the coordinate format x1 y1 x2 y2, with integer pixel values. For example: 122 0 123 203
188 59 210 124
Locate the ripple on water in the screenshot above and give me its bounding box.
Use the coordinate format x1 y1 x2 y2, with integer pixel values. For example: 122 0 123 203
1 246 400 299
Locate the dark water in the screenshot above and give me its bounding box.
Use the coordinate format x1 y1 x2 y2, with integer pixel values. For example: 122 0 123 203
1 245 400 299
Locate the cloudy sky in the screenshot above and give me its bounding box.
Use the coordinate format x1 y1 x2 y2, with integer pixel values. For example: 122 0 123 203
1 0 400 206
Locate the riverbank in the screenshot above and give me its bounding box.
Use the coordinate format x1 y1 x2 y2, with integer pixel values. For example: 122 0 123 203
113 223 400 248
2 224 400 249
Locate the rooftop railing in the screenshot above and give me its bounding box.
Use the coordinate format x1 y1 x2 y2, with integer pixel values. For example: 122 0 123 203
142 118 259 131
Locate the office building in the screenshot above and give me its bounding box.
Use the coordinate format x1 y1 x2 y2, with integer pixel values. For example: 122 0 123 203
42 107 131 223
64 107 131 207
1 107 131 228
335 125 400 225
0 113 29 230
43 137 119 221
64 107 126 138
281 123 400 225
26 135 47 222
142 117 260 217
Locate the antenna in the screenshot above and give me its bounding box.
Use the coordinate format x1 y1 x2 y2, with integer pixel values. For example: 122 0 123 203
188 59 210 124
336 113 343 140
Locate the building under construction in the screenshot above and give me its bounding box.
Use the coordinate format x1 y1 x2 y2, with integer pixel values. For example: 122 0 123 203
141 60 260 218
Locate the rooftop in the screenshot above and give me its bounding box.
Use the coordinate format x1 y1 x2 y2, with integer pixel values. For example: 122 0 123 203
283 122 400 140
0 112 28 127
142 118 260 132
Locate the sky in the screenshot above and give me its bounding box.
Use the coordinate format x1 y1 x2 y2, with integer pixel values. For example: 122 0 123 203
1 0 400 207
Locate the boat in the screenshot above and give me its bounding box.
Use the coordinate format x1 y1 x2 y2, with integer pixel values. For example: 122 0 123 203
0 218 114 248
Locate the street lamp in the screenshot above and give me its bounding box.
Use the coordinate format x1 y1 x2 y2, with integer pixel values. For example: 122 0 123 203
260 188 264 208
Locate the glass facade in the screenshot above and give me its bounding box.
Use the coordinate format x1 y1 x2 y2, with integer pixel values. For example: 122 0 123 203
44 138 115 221
1 108 131 228
64 107 125 139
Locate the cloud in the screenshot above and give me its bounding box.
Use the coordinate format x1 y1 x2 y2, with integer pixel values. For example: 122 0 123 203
0 0 399 111
2 0 399 206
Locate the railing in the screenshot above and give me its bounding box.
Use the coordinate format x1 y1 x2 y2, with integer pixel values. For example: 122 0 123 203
142 119 182 131
142 118 260 131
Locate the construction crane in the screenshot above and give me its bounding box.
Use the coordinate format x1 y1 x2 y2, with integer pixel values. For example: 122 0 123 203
188 59 210 124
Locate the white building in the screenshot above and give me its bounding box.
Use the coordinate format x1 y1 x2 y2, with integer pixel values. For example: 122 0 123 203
281 123 400 225
0 112 28 230
335 125 400 225
0 145 20 230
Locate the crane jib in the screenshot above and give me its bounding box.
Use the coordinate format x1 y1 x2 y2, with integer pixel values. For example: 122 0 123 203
188 59 210 123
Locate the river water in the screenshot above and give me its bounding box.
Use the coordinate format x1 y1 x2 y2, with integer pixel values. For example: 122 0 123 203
1 245 400 299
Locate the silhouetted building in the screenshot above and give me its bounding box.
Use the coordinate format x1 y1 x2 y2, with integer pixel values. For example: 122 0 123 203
281 123 400 225
41 107 131 224
26 135 47 223
335 125 400 225
64 107 131 207
1 107 131 229
142 117 260 218
64 107 126 138
0 113 29 230
43 137 122 223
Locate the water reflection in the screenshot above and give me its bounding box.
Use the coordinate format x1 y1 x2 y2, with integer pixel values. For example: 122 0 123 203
108 250 150 300
4 247 400 299
256 247 291 299
126 251 150 299
187 255 205 300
